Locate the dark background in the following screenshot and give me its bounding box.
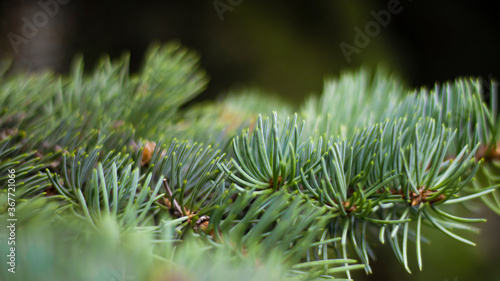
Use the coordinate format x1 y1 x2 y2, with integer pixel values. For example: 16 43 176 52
1 1 500 280
1 1 500 101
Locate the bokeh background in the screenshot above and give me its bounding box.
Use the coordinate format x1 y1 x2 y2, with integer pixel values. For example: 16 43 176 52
1 1 499 280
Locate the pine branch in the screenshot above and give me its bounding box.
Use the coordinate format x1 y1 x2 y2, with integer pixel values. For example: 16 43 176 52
1 42 499 280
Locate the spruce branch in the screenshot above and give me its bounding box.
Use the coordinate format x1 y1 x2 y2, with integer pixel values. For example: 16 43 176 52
1 43 500 280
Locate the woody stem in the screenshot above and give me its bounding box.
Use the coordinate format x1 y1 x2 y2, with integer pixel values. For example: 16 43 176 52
163 179 183 216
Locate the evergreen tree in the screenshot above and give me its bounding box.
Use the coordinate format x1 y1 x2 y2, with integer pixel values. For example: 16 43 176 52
1 42 499 280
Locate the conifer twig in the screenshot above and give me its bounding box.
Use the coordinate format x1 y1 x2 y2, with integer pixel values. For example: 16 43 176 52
163 178 183 216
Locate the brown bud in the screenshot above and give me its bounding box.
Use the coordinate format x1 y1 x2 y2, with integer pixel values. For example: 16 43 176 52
194 215 210 232
141 141 156 166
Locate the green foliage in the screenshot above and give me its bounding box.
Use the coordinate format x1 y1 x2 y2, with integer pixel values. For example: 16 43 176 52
0 42 499 281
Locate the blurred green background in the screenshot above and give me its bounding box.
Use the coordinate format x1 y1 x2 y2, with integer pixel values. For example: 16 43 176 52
1 1 500 280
